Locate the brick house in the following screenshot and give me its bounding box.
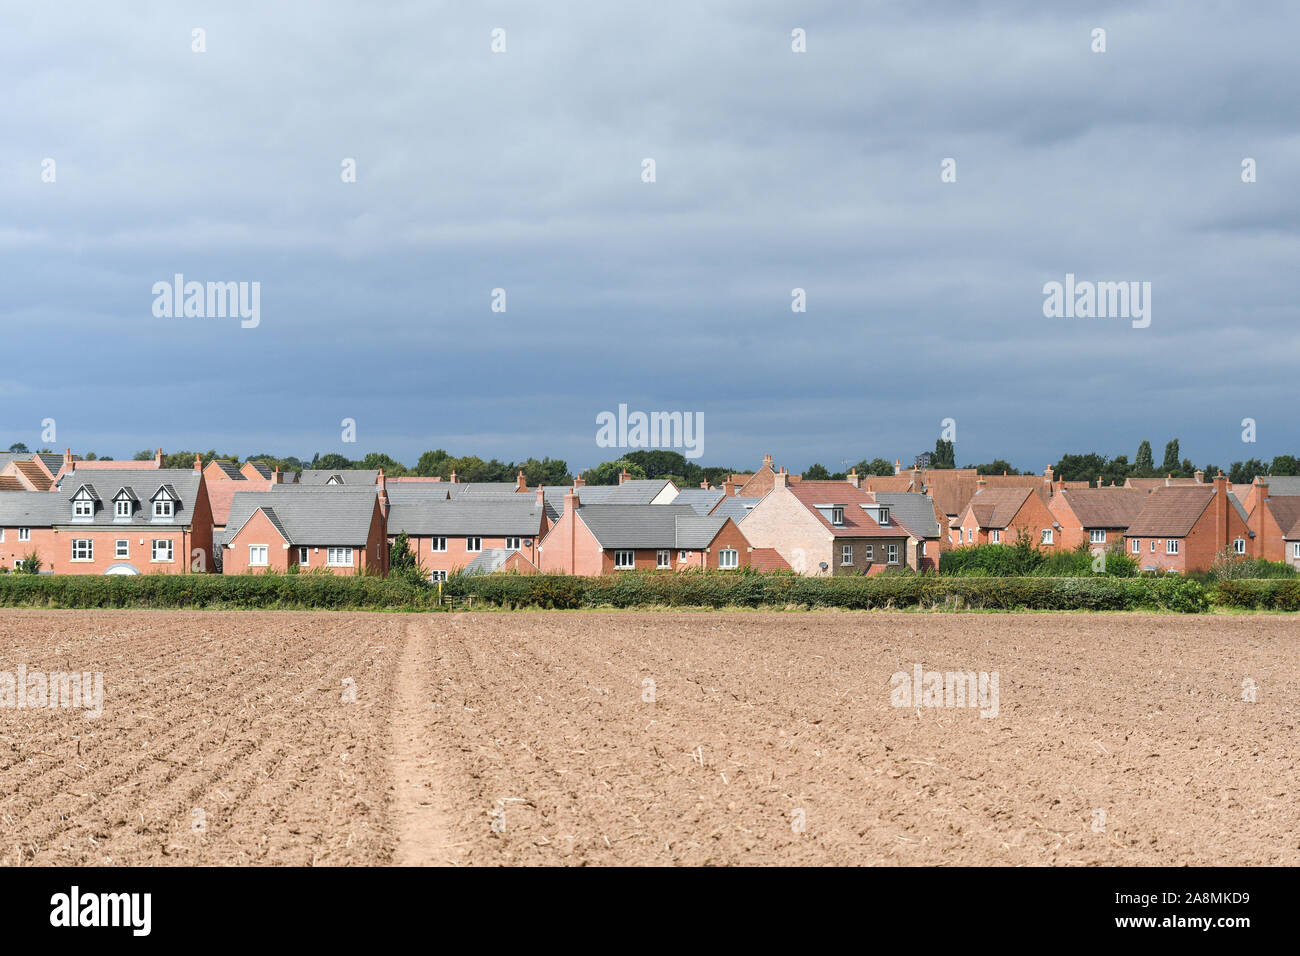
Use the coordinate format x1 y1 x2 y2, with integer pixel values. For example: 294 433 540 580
222 487 388 575
387 484 550 579
1245 480 1300 567
0 466 214 574
1049 487 1147 552
537 491 753 573
739 473 916 575
953 485 1059 549
1123 477 1249 573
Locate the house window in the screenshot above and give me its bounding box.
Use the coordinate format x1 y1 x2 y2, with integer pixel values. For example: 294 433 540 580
831 507 844 526
73 498 94 519
430 570 448 582
504 537 522 551
1131 539 1140 553
19 528 30 542
1233 538 1246 555
614 550 635 569
718 548 739 569
0 529 4 543
152 539 174 562
1166 539 1180 555
864 544 874 561
990 530 1001 544
841 544 853 566
1293 543 1300 560
249 545 269 566
657 549 671 569
919 540 926 555
1041 529 1054 546
1150 540 1157 552
1090 530 1106 544
679 550 688 561
466 537 482 552
153 499 174 519
71 539 93 561
887 543 898 564
115 540 129 559
115 499 132 520
966 529 973 543
877 508 889 526
327 547 354 566
298 547 310 566
431 537 447 552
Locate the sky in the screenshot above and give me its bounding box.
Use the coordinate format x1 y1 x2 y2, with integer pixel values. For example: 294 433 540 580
2 1 1297 474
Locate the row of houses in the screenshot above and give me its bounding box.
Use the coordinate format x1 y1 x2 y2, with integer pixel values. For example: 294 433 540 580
1 449 1297 577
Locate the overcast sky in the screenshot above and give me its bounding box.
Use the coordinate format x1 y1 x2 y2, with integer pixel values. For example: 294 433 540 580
2 1 1296 473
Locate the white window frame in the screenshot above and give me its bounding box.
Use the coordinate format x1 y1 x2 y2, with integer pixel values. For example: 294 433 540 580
1166 539 1180 555
298 547 310 566
831 507 844 526
966 528 973 543
877 507 889 526
1131 539 1140 553
465 537 482 552
153 499 174 519
430 570 448 582
678 550 689 561
19 528 30 542
841 544 853 566
151 539 174 562
718 548 739 569
327 547 354 567
1233 538 1246 555
249 545 269 566
0 529 4 543
1041 529 1054 546
71 539 93 561
1293 542 1300 560
73 498 94 519
864 544 874 561
614 549 635 569
1150 540 1158 553
504 537 521 551
431 537 447 552
990 530 1001 544
115 539 129 559
1090 529 1106 544
656 549 671 569
887 543 898 564
114 498 132 520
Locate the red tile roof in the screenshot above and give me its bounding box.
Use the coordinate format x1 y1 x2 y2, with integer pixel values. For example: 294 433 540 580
1056 487 1146 529
961 487 1034 529
786 481 906 538
1125 487 1216 537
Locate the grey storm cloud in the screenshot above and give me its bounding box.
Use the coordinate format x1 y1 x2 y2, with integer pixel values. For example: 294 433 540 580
1 0 1296 471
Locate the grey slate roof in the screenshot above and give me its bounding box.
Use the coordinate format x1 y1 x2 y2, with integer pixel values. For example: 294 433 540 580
387 497 546 537
1259 477 1300 496
211 460 245 480
873 492 941 539
223 490 377 546
672 488 725 515
36 453 63 476
44 469 204 528
463 548 518 574
0 491 62 526
0 453 32 471
576 504 721 549
297 469 381 486
674 515 730 548
245 461 273 479
710 496 763 522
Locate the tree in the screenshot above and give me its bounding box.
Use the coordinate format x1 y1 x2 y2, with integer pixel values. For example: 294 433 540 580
852 457 894 477
388 531 425 582
972 460 1021 476
1160 439 1181 476
932 439 956 469
7 442 28 454
1269 455 1299 477
585 458 647 485
361 453 407 476
413 449 452 477
16 551 42 574
804 462 832 480
314 453 354 471
518 457 571 487
1228 459 1267 484
1100 455 1131 487
1053 453 1106 483
1134 440 1155 477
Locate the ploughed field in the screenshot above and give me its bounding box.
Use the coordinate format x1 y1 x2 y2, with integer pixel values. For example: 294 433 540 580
1 610 1295 865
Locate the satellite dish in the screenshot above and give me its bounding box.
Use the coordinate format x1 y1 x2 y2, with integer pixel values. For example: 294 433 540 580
818 562 828 571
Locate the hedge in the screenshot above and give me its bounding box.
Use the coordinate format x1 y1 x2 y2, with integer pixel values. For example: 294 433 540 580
442 571 1211 612
1209 578 1300 611
0 574 441 610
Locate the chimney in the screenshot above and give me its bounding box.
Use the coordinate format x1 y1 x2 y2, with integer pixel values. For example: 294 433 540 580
449 470 459 484
699 480 710 489
573 472 585 488
516 469 527 493
1097 475 1103 488
723 478 736 497
762 454 773 471
536 486 546 508
1214 473 1229 550
847 467 860 489
1194 469 1205 484
774 467 789 489
564 488 580 515
1256 478 1269 558
618 467 630 485
271 467 284 485
894 458 901 476
194 454 203 473
63 448 73 467
976 476 987 491
154 448 163 468
377 469 389 518
1043 465 1054 485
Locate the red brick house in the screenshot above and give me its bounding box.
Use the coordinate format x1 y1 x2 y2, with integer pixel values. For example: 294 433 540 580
1 466 214 574
738 473 916 575
537 490 753 574
1123 477 1249 573
221 487 387 575
953 485 1059 549
1049 487 1147 552
1245 480 1300 567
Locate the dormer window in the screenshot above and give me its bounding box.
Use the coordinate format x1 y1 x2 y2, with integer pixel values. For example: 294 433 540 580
73 498 94 519
115 499 132 519
831 507 844 526
877 507 889 526
154 500 174 519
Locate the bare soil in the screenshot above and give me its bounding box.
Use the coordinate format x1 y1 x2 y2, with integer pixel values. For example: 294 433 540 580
2 610 1295 865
